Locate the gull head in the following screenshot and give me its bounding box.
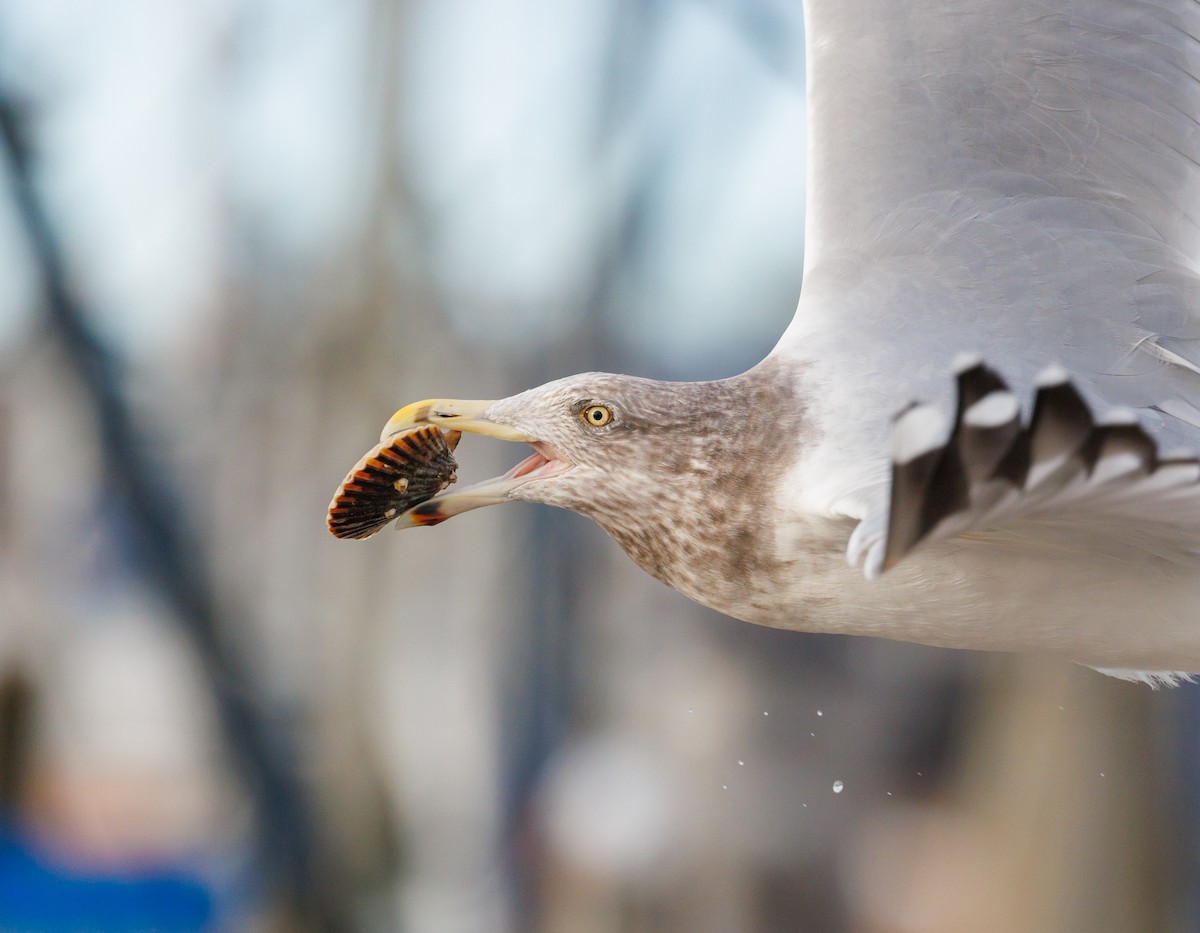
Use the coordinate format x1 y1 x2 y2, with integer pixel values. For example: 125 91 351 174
369 360 808 613
380 371 716 527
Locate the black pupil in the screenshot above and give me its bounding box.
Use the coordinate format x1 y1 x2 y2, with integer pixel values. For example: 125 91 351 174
592 409 603 421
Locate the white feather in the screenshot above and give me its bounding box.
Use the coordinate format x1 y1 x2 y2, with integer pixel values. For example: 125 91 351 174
964 392 1019 429
889 404 948 465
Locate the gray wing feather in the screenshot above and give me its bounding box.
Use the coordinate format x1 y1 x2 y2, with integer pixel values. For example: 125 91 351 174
775 0 1200 524
799 0 1200 270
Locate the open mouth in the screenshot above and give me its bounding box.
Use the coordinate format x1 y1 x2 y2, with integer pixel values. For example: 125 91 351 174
328 415 576 538
396 437 573 527
504 443 574 482
327 386 589 538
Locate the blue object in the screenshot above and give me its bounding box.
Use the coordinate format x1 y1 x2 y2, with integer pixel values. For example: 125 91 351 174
0 822 215 933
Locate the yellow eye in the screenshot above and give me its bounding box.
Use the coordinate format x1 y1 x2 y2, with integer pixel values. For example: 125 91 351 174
581 404 613 428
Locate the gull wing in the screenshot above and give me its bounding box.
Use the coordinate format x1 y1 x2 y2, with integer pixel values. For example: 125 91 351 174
847 358 1200 579
796 0 1200 277
770 0 1200 556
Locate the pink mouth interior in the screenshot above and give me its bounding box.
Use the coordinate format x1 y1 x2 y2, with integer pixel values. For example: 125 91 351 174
503 444 571 481
506 451 550 479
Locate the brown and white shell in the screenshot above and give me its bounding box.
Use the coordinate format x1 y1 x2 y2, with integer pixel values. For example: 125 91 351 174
327 426 458 539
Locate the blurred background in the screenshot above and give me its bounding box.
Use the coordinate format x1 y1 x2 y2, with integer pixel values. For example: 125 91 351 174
0 0 1197 930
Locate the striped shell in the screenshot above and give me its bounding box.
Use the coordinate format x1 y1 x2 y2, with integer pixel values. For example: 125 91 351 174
327 426 458 539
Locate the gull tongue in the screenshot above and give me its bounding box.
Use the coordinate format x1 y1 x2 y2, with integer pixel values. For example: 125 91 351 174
506 451 549 479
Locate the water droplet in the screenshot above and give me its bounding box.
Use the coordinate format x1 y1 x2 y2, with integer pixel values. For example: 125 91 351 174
832 780 844 794
802 803 808 808
810 732 816 737
687 708 694 713
1099 772 1106 778
886 791 893 797
738 760 744 766
722 784 728 790
763 711 769 716
816 710 824 717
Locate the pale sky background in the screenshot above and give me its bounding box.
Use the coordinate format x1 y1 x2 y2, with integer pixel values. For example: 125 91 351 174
0 0 806 371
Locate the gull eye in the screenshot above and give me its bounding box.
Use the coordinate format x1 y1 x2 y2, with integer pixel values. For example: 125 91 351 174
580 404 614 428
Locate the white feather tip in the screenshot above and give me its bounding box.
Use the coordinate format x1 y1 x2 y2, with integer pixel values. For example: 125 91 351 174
1035 363 1070 387
964 391 1019 428
890 404 948 465
952 351 983 374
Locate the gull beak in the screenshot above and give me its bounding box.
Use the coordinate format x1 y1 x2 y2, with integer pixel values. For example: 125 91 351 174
379 398 571 527
381 399 535 443
392 475 535 527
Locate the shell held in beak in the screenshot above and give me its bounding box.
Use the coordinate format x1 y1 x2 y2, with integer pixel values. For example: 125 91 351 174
327 425 460 539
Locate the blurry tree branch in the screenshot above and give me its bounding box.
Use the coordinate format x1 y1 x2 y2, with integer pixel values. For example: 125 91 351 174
0 97 349 933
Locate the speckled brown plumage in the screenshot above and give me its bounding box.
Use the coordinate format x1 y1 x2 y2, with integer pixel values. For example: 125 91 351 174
485 357 814 618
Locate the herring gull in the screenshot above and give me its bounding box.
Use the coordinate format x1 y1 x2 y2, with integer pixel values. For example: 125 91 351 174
350 0 1200 684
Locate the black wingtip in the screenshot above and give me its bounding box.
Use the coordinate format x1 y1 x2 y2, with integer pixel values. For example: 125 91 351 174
878 362 1186 571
